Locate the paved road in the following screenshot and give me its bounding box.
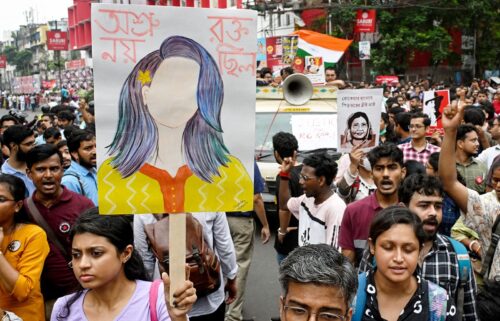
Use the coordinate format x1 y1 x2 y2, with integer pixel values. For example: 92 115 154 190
0 107 282 321
241 230 281 321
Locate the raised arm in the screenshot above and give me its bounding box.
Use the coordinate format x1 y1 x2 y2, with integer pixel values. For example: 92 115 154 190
278 152 297 212
439 101 469 213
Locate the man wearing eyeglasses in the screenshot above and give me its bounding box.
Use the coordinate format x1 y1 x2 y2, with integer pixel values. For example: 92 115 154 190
398 112 440 165
278 153 346 249
279 244 356 321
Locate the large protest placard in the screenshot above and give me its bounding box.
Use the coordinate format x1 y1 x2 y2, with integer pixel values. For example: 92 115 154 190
337 89 383 152
92 4 256 214
291 114 338 150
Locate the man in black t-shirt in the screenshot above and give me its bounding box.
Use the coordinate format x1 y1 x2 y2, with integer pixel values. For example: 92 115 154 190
272 132 301 264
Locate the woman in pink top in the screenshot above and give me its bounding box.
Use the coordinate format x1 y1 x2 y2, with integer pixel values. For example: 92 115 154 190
51 208 196 321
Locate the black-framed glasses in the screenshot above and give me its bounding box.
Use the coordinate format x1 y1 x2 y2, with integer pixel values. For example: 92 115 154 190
299 174 317 181
283 305 346 321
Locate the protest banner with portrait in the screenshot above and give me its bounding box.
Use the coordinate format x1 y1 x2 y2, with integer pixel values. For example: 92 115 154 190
92 4 256 215
304 56 325 85
337 88 383 152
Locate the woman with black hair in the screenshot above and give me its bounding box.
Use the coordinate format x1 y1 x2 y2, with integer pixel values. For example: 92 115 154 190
341 112 376 149
51 208 196 321
0 174 49 321
352 206 457 321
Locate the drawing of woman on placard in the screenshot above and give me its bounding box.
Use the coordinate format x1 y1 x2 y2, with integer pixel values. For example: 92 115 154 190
98 36 253 214
340 111 376 149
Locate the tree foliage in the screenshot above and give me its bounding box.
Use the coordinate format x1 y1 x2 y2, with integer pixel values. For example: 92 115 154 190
0 46 33 76
324 0 499 77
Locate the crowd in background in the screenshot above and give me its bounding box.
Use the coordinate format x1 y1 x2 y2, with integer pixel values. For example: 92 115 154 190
0 70 497 321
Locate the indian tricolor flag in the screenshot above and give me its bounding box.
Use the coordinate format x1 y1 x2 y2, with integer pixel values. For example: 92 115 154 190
294 30 353 64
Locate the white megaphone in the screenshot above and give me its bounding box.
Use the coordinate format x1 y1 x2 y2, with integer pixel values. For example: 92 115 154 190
282 73 313 106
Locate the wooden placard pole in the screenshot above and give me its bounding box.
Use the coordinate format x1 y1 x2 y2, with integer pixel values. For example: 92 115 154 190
169 213 186 305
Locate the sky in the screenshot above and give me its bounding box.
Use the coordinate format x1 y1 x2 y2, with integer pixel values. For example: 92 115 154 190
0 0 73 40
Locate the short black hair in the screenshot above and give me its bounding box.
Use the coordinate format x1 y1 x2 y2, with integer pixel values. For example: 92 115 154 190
67 129 95 153
410 112 431 127
26 144 63 169
43 127 62 141
302 153 337 186
410 95 421 102
367 143 404 168
272 132 298 159
0 115 19 127
456 124 477 141
428 152 439 172
259 67 272 78
325 66 336 72
280 67 294 77
403 160 426 178
57 110 76 122
479 101 495 121
395 112 412 132
56 140 68 150
3 125 33 148
388 106 406 116
398 174 443 206
463 106 485 126
41 113 55 121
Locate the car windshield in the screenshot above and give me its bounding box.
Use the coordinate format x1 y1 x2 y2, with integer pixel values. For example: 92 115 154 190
255 112 338 159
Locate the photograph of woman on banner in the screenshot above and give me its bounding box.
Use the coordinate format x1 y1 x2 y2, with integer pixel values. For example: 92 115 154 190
305 57 320 74
340 111 376 149
98 36 252 214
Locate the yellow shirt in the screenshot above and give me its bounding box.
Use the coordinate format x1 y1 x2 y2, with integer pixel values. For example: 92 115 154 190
0 224 49 321
98 155 253 214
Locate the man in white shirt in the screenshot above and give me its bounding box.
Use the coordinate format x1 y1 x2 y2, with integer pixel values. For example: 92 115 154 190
279 152 346 248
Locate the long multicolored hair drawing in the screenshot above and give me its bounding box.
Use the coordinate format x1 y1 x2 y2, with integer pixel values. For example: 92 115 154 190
108 36 229 182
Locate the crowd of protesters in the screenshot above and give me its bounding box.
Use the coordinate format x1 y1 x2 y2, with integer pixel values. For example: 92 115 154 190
0 70 497 321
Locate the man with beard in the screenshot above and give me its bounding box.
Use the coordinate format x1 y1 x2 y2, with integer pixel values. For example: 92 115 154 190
279 152 346 248
61 129 97 205
358 174 478 321
455 124 487 194
1 125 36 195
339 144 406 266
24 144 94 318
401 174 477 321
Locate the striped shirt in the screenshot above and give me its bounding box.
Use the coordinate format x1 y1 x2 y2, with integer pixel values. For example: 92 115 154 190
398 141 441 165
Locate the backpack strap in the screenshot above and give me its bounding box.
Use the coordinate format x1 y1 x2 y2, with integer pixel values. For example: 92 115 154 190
481 215 500 278
63 171 86 197
149 279 162 321
352 272 368 321
427 281 448 321
445 236 471 321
